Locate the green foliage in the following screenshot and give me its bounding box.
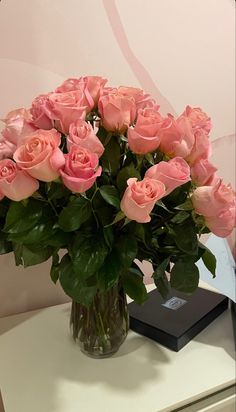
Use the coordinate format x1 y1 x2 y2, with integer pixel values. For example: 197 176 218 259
20 244 54 267
0 107 219 308
116 164 141 195
100 138 120 175
152 258 170 298
59 254 97 306
0 232 12 255
47 181 71 201
3 200 43 234
58 197 92 232
165 182 191 207
171 217 198 256
70 233 109 280
122 267 148 304
8 222 54 244
106 210 125 226
100 185 120 209
98 234 137 291
103 226 114 249
50 252 60 284
198 242 216 277
13 243 23 266
170 260 199 293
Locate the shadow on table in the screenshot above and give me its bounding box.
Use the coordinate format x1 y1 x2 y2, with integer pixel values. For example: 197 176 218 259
194 309 235 361
0 304 171 412
59 329 170 392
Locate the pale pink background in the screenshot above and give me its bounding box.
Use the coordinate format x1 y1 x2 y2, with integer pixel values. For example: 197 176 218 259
0 0 235 316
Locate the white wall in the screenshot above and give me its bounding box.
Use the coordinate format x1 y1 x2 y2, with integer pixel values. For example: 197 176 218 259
0 0 235 316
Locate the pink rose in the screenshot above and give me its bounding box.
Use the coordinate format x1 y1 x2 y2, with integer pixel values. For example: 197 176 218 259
128 108 163 154
56 76 107 107
1 108 36 147
55 79 93 108
30 94 54 130
55 78 82 93
98 92 136 133
78 76 107 105
13 129 64 182
120 177 166 223
182 105 212 134
0 159 39 201
186 129 211 165
145 157 190 195
46 91 89 134
68 120 104 157
0 135 16 160
191 159 217 186
100 87 117 97
60 146 102 193
118 87 158 111
159 115 195 158
205 208 236 238
191 180 235 218
3 108 31 122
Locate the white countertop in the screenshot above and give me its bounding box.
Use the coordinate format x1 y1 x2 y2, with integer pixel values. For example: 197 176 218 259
0 284 235 412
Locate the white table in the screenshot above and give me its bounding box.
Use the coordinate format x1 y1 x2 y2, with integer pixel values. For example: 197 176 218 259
0 284 235 412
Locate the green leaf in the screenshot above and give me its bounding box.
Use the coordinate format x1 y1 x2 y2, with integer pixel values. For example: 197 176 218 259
100 138 120 175
21 244 54 267
172 218 198 256
103 226 114 249
134 223 146 244
3 200 43 233
97 206 115 226
175 198 193 211
152 258 170 299
155 273 169 299
8 222 54 244
116 164 141 195
165 182 191 207
200 246 217 278
47 181 70 200
45 229 72 248
97 250 122 290
123 150 137 167
0 199 9 218
117 235 137 268
58 197 92 232
13 243 23 266
50 252 60 284
171 211 190 224
59 254 97 307
100 185 120 209
97 234 138 291
70 234 108 280
123 268 148 304
170 260 200 293
144 153 154 165
156 200 173 213
96 127 112 146
92 190 115 226
153 257 170 278
0 232 12 255
105 210 125 227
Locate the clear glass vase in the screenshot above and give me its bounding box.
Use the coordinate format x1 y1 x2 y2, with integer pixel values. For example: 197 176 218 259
70 283 129 358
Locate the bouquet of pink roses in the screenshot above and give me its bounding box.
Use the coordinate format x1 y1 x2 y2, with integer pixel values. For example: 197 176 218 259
0 76 235 307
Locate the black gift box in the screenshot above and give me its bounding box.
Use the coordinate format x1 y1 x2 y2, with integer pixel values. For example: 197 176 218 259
128 287 228 351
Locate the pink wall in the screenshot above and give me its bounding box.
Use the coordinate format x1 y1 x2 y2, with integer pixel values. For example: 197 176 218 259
0 0 235 316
